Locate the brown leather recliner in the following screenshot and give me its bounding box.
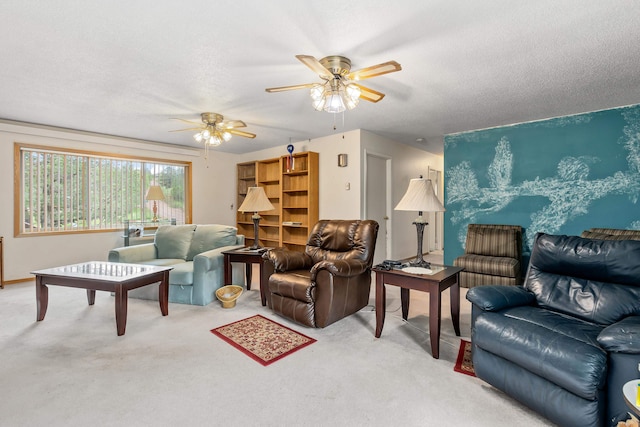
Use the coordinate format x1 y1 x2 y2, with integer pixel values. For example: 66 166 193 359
262 219 379 328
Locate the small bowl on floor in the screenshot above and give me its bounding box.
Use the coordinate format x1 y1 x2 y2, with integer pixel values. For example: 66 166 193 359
215 285 243 308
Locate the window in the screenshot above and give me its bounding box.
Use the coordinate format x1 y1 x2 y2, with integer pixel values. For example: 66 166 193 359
15 143 192 236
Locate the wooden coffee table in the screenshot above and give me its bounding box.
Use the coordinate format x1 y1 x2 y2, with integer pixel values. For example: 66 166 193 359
372 264 463 359
32 261 172 336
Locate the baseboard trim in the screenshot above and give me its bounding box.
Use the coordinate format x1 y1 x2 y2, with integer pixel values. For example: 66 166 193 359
2 277 34 286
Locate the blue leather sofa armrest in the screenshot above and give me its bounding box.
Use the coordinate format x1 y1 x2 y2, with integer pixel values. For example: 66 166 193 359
466 285 536 312
598 316 640 353
108 243 157 263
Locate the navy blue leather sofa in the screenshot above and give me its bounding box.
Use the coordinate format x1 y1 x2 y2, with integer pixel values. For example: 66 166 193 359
466 233 640 427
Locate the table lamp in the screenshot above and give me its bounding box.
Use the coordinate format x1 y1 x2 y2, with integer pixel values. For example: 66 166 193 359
238 186 275 250
394 176 445 268
145 185 165 222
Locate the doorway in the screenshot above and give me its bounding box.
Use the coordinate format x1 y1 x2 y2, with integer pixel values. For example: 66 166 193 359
364 151 391 265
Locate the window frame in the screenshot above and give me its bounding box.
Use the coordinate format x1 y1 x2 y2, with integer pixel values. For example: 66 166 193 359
13 142 192 237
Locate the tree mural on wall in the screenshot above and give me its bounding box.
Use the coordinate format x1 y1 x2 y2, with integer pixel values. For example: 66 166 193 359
445 105 640 257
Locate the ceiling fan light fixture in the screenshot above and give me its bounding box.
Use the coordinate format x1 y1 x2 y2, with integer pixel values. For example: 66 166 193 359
345 83 361 110
324 89 346 113
222 131 232 142
310 84 324 101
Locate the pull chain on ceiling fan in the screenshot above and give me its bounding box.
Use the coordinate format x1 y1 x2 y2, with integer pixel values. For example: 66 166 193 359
266 55 401 113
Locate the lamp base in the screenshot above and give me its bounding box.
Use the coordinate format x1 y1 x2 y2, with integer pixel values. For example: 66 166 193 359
249 215 261 250
411 220 431 269
408 258 431 269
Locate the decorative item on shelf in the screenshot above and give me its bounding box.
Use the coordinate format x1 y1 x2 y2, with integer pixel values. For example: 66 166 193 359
394 176 445 270
128 226 142 237
145 185 165 222
338 153 348 167
286 144 294 172
238 187 275 250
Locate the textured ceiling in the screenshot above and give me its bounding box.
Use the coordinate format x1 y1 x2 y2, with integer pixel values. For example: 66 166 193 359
1 1 640 155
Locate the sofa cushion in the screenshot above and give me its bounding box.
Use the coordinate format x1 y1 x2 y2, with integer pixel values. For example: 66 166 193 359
465 227 519 258
474 307 607 400
167 261 194 286
581 230 640 241
525 234 640 324
454 254 519 277
155 225 196 260
141 258 186 267
187 224 238 261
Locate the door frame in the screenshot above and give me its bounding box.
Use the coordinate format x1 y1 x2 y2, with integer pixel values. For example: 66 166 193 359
363 149 392 262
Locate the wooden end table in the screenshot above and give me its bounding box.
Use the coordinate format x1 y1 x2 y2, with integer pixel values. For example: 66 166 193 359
222 248 272 306
372 264 463 359
31 261 172 336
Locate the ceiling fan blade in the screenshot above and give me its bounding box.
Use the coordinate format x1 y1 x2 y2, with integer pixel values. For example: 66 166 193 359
296 54 333 79
228 129 256 139
169 127 204 132
219 120 246 129
352 83 386 103
171 118 202 125
347 60 402 81
265 83 316 93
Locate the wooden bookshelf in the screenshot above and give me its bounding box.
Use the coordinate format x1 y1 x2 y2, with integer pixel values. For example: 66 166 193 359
255 157 282 248
236 151 318 251
236 161 257 246
280 151 319 251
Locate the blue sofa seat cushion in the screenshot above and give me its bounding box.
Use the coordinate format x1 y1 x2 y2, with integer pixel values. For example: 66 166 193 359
155 224 196 260
142 258 186 267
475 306 607 400
136 259 193 286
166 261 194 286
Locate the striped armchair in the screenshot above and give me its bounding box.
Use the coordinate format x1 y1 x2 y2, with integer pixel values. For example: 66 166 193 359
453 224 522 288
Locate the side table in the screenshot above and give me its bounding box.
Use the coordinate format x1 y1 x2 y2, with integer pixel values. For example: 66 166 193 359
372 264 463 359
222 248 272 306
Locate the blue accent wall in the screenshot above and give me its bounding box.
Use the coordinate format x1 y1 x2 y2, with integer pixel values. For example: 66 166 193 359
443 104 640 266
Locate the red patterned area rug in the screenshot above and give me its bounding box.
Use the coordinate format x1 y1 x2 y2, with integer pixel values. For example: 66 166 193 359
211 314 316 366
454 339 476 377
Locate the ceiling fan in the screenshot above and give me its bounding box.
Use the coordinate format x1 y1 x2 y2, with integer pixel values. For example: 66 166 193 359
170 112 256 147
265 55 402 113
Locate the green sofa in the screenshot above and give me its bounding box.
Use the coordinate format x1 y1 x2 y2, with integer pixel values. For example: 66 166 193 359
108 224 244 306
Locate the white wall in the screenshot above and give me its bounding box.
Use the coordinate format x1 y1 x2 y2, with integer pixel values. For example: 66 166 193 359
0 122 237 281
360 130 444 261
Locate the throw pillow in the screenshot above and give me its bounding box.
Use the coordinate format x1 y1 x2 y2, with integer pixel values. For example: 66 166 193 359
187 224 238 261
155 225 196 260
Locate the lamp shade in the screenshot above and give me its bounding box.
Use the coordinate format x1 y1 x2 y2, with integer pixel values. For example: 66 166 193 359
145 185 165 201
395 178 445 212
238 187 274 213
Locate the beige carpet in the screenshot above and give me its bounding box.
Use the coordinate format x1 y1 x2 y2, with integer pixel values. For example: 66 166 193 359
0 264 554 426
